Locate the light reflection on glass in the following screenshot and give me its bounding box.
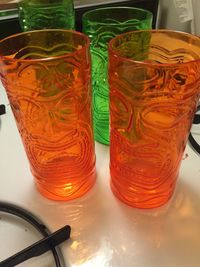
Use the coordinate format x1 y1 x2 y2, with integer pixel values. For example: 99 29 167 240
24 144 200 267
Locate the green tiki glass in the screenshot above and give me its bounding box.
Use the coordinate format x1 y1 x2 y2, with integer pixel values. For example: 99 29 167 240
18 0 75 31
83 7 153 145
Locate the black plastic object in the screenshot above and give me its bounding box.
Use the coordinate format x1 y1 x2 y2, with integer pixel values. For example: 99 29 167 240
0 226 70 267
189 105 200 155
0 105 6 116
0 202 71 267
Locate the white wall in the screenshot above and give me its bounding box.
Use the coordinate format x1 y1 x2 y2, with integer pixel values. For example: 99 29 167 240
157 0 192 33
157 0 200 35
192 0 200 35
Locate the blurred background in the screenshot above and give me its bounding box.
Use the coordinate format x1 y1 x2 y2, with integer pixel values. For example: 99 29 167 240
0 0 199 38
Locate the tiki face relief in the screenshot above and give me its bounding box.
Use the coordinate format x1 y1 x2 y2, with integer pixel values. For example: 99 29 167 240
0 30 95 200
109 31 200 207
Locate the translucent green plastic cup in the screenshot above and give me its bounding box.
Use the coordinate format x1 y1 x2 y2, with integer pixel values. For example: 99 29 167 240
83 7 153 145
18 0 75 31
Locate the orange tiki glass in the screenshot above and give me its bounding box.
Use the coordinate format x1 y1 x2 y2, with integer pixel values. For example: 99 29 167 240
0 30 96 200
109 30 200 209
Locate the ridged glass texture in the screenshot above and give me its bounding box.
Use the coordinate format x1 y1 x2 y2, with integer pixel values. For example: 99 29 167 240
83 7 153 145
109 30 200 209
18 0 75 31
0 30 96 201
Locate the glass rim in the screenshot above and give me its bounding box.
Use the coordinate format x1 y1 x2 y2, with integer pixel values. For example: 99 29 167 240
0 29 90 63
108 29 200 67
82 6 153 26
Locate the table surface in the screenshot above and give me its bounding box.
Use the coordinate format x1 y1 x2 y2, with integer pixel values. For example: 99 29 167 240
1 81 200 267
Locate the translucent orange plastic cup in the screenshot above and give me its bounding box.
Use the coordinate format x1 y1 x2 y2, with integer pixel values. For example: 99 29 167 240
109 30 200 209
0 30 96 201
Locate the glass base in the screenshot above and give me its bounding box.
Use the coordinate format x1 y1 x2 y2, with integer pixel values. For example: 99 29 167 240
94 126 110 145
110 179 176 209
34 172 96 201
95 136 110 145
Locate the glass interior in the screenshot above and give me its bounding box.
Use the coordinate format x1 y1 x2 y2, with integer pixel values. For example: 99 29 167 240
0 30 88 60
109 30 200 64
83 7 152 25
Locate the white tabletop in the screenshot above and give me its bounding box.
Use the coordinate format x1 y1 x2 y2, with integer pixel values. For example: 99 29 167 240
0 81 200 267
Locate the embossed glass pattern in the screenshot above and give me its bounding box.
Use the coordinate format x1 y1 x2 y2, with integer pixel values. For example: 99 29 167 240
83 7 153 145
109 30 200 209
18 0 75 31
0 30 96 201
